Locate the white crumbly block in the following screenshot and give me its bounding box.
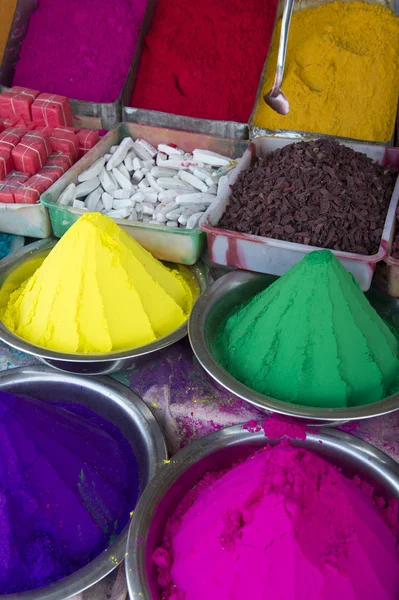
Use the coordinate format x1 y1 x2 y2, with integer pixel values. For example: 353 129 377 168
78 157 105 182
158 143 184 156
75 177 100 198
175 193 214 206
192 149 230 167
58 183 76 206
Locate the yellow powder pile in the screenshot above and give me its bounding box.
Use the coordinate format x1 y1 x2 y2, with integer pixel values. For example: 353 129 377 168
2 213 196 353
0 0 17 61
254 2 399 142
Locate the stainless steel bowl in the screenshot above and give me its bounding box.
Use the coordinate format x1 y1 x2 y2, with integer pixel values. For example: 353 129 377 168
0 238 208 375
126 425 399 599
0 365 167 600
188 270 399 423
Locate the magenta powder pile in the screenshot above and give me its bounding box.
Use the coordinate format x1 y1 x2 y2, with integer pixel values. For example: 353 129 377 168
0 390 139 594
12 0 147 102
154 429 399 599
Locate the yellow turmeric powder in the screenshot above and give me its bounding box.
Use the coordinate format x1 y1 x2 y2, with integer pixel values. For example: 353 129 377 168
0 0 17 62
254 2 399 142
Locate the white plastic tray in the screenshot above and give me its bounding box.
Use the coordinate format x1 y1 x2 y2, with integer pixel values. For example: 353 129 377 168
201 137 399 291
0 203 51 238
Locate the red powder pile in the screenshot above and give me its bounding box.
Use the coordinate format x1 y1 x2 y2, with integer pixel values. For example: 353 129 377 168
13 0 147 103
130 0 278 122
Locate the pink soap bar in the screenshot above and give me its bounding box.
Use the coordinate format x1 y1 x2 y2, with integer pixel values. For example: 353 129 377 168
0 149 13 181
24 130 53 156
37 164 64 185
12 136 48 175
47 151 73 171
31 94 73 127
77 129 100 157
0 87 40 121
0 170 31 203
14 173 52 204
0 128 27 152
50 130 79 162
154 440 399 600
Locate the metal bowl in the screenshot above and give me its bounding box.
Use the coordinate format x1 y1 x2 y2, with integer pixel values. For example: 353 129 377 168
0 238 208 375
188 270 399 423
126 425 399 599
0 365 167 600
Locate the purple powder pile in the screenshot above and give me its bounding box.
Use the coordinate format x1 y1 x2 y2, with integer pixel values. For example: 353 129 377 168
0 390 139 594
13 0 147 103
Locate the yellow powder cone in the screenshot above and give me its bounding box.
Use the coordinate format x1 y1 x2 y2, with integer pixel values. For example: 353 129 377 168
2 213 195 353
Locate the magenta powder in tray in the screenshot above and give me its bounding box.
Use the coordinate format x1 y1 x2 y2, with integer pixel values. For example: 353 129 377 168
0 391 139 594
12 0 147 103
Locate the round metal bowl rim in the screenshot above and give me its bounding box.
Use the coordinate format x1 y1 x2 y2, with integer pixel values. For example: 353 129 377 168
0 239 206 363
188 270 399 422
126 425 399 599
0 366 168 600
0 319 189 363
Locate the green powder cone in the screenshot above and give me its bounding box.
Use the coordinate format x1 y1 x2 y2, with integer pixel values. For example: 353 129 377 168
216 251 399 408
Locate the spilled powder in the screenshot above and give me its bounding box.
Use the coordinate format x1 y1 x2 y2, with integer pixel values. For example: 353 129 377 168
0 390 138 593
13 0 147 102
2 213 195 353
154 437 399 600
215 250 399 408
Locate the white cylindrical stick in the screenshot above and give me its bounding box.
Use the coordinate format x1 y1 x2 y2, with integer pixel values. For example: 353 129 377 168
178 170 208 192
175 193 214 206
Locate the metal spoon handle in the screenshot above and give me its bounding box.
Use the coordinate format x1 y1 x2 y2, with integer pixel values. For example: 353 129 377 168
270 0 295 96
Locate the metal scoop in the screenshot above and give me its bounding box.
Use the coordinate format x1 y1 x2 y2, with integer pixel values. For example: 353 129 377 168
264 0 295 115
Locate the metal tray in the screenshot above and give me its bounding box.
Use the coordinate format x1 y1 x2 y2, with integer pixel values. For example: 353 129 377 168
126 425 399 599
248 0 399 145
122 0 248 140
0 0 145 129
41 122 248 265
0 237 209 375
188 269 399 422
0 365 167 600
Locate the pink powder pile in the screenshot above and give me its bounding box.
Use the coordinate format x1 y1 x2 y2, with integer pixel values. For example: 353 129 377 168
13 0 147 102
153 438 399 599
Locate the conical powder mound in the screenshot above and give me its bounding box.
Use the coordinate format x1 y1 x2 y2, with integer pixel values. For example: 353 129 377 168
2 213 195 353
216 250 399 408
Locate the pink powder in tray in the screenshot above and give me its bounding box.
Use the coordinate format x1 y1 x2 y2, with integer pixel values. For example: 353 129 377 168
13 0 147 103
154 437 399 600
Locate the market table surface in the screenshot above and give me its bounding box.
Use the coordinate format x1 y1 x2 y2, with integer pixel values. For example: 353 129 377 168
2 337 399 600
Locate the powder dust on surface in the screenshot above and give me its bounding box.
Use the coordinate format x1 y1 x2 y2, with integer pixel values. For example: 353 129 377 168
1 213 196 353
0 0 17 62
215 250 399 409
154 433 399 599
13 0 146 102
254 2 399 142
131 0 278 122
0 390 139 594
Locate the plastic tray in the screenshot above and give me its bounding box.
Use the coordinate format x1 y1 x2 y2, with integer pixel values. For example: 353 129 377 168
248 0 399 146
201 137 399 291
41 123 248 265
0 202 51 238
374 214 399 297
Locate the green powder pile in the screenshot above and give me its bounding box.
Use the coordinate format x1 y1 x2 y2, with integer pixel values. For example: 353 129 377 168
215 250 399 408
